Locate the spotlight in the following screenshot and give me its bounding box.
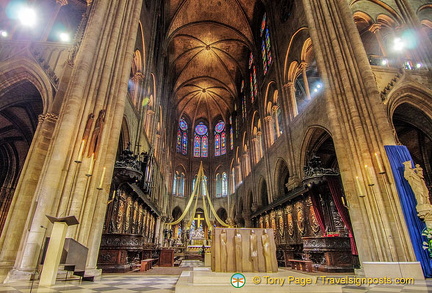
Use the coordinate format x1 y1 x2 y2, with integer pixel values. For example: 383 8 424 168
18 6 37 27
393 37 405 51
381 59 388 66
59 32 70 42
0 30 7 37
416 63 422 69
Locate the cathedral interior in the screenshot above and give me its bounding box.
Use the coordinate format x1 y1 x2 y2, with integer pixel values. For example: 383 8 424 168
0 0 431 290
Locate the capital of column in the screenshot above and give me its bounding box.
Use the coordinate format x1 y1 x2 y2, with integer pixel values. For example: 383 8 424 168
38 113 59 124
132 72 144 82
368 23 381 33
56 0 68 6
283 81 294 88
299 61 308 70
264 115 273 122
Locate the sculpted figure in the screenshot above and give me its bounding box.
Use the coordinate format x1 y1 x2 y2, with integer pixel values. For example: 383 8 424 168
250 229 258 272
262 229 272 272
88 109 106 157
220 229 228 272
234 229 242 271
404 161 430 206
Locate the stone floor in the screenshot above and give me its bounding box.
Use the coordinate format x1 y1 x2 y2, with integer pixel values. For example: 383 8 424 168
0 261 431 293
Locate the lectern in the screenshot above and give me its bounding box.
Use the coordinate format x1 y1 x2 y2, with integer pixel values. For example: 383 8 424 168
39 215 79 286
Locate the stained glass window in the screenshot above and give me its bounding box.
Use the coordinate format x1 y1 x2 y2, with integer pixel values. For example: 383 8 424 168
194 135 201 157
194 122 208 157
182 132 187 155
173 172 185 197
193 175 207 195
221 132 226 155
261 39 268 75
176 130 181 153
230 127 234 150
249 53 258 103
215 134 220 156
172 173 177 196
260 13 272 75
176 117 188 155
222 172 228 196
216 173 221 197
265 27 272 66
202 135 208 157
216 172 228 197
214 120 226 156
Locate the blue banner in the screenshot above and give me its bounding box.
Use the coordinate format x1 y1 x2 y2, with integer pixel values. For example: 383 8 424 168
385 145 432 277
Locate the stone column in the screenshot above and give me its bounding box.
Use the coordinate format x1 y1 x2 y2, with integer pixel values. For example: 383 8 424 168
0 113 58 282
40 0 69 41
264 115 275 146
301 0 415 269
300 61 311 100
282 82 297 119
369 24 388 58
272 106 281 138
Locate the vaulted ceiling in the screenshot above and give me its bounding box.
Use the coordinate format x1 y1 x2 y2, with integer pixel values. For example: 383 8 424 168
166 0 260 128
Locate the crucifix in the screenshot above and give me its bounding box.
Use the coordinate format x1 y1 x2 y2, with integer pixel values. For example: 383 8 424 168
194 214 205 227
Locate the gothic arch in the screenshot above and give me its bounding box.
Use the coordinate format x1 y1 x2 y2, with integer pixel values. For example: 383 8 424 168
300 126 337 171
0 57 54 112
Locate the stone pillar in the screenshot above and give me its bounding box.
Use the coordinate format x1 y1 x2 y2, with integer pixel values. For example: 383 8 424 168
300 61 311 100
40 0 69 41
1 0 143 282
264 115 275 146
272 105 281 138
0 113 57 281
369 24 388 58
301 0 416 269
282 82 297 119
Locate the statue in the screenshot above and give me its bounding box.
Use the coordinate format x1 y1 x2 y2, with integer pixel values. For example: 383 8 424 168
262 229 272 272
220 229 228 272
403 161 430 206
404 161 432 229
88 109 106 157
249 229 258 272
235 229 242 271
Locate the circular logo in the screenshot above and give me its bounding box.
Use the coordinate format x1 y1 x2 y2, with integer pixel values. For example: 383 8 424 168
231 273 246 288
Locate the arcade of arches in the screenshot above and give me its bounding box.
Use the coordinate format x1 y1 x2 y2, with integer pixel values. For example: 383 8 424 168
0 0 431 285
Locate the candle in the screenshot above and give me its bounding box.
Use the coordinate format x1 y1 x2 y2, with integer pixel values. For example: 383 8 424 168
341 196 346 206
365 165 374 186
375 153 385 174
98 167 106 189
87 153 94 175
356 176 365 197
76 140 85 163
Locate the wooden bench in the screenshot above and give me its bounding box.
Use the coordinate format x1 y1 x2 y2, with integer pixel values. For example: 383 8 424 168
288 259 313 272
140 258 157 271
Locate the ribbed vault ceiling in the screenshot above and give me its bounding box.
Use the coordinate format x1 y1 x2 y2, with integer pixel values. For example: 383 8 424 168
166 0 258 127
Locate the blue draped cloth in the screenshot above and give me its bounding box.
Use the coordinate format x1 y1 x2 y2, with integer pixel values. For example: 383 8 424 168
385 145 432 277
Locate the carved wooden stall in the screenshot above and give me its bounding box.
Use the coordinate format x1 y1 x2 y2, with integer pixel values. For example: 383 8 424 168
251 156 356 272
98 149 161 273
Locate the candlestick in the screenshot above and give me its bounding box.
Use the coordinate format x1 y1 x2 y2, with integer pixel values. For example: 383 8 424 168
375 153 385 174
365 165 374 186
97 167 106 190
356 176 365 197
86 153 94 176
75 140 85 163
